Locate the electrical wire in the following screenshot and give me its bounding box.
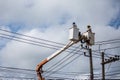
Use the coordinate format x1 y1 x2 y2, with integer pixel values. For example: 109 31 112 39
105 62 111 74
43 70 90 76
44 45 81 72
44 51 82 76
94 65 120 71
0 35 58 50
0 34 84 54
1 28 120 56
0 75 34 79
0 33 62 48
95 38 120 44
0 28 120 47
0 33 84 53
45 76 75 80
0 66 35 71
44 50 83 78
0 28 120 79
0 28 82 51
0 28 65 46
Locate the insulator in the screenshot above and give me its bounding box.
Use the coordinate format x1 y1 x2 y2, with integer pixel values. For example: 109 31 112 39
112 57 116 61
110 57 113 60
85 45 87 49
105 59 108 62
115 55 117 57
84 52 86 56
115 55 119 60
81 44 83 48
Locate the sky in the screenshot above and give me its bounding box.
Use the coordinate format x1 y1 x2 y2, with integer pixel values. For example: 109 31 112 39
0 0 120 79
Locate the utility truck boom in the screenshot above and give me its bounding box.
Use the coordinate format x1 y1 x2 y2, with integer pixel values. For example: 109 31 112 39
35 23 95 80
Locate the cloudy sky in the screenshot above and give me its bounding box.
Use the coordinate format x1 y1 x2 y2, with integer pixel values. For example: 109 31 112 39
0 0 120 79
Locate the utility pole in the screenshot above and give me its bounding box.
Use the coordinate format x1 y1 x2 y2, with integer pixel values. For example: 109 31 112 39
101 52 105 80
101 52 120 80
84 48 94 80
89 48 94 80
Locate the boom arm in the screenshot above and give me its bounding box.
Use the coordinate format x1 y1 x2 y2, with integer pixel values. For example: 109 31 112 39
36 41 75 80
35 23 95 80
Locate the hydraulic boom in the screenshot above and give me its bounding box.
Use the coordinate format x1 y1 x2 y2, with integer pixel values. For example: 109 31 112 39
36 41 76 80
35 23 95 80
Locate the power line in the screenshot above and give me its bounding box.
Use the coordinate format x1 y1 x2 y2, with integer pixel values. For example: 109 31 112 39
1 32 120 54
0 28 120 46
0 28 120 79
0 34 84 53
0 33 62 48
0 66 34 71
44 53 82 76
93 46 120 53
0 28 64 46
44 51 83 78
1 28 120 56
95 38 120 44
45 76 75 80
0 76 34 79
0 33 83 53
45 45 81 71
0 35 58 50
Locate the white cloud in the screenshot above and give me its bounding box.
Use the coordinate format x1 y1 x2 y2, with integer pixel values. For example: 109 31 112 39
0 0 119 27
0 0 120 79
0 25 69 69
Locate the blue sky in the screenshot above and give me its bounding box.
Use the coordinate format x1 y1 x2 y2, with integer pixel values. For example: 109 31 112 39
0 0 120 79
109 12 120 29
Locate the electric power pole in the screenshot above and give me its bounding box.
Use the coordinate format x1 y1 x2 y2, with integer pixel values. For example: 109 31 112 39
84 48 94 80
101 52 105 80
101 52 120 80
89 48 94 80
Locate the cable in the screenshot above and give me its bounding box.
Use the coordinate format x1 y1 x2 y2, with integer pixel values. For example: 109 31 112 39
0 33 62 48
45 45 81 72
1 28 120 55
0 35 58 50
93 46 120 53
105 63 111 74
0 76 34 79
0 33 83 53
0 66 36 75
95 38 120 44
105 72 120 76
0 33 63 50
47 48 82 71
44 51 82 76
0 28 65 45
0 66 35 71
44 52 83 78
94 65 120 71
43 70 90 76
45 76 75 80
95 40 120 45
0 28 120 79
1 28 120 46
0 35 84 54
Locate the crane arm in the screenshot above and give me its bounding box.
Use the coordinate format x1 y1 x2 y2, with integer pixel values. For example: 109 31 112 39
36 41 75 80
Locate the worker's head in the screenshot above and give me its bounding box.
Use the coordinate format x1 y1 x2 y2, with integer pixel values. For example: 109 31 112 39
87 25 91 28
73 22 75 25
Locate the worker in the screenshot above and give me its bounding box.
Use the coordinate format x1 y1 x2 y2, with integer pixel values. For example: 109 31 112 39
87 25 92 32
86 25 92 46
73 22 77 28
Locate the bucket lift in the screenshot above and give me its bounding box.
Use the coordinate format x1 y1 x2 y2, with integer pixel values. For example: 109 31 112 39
81 25 95 48
36 22 95 80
